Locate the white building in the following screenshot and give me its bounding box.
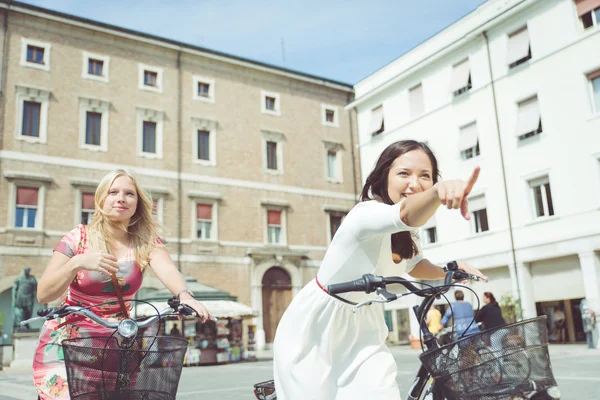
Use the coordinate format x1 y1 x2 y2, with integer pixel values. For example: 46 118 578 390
347 0 600 347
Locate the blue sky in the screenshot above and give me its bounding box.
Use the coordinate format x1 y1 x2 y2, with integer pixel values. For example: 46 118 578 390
19 0 487 84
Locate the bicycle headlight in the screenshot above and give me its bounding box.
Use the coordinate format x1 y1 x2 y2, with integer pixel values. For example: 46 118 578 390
118 318 138 339
546 386 561 399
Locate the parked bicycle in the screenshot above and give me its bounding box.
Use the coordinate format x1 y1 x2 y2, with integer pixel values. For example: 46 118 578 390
254 268 561 399
22 297 197 400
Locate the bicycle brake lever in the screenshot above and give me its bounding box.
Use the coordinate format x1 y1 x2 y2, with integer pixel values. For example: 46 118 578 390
178 304 197 317
352 298 387 312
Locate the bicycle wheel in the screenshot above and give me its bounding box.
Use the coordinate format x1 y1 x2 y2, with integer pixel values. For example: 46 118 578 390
416 377 448 400
502 348 532 384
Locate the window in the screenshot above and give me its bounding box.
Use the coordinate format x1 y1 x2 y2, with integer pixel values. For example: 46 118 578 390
265 97 276 111
137 107 164 158
138 64 163 93
529 177 555 218
192 117 217 166
326 110 335 122
515 96 542 141
321 104 339 127
507 27 531 69
22 101 41 137
266 141 278 170
79 96 110 152
152 199 159 219
458 122 480 160
421 215 437 244
197 130 210 160
196 203 213 240
15 187 38 228
324 141 343 182
15 85 51 144
85 112 102 146
267 210 282 244
450 59 471 97
576 0 600 29
189 192 221 239
329 212 346 241
261 90 280 116
369 105 384 136
142 121 157 154
88 59 103 76
81 192 95 225
424 227 437 244
262 130 285 174
588 70 600 113
27 45 44 64
82 52 109 82
473 209 489 233
409 84 425 118
145 71 157 87
21 39 50 71
193 76 215 103
469 196 489 233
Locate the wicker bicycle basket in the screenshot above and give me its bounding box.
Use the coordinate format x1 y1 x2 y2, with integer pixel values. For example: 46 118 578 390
418 316 557 400
62 336 188 400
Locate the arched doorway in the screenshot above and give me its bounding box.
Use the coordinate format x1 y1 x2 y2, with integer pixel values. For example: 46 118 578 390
262 266 292 343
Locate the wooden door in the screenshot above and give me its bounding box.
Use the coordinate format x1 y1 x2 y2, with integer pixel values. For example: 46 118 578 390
262 267 292 343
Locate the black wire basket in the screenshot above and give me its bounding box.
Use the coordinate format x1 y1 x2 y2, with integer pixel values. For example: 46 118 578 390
62 336 189 400
419 316 557 400
253 379 277 400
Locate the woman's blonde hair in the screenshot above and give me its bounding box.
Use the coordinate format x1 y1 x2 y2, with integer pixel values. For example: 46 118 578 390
88 169 161 271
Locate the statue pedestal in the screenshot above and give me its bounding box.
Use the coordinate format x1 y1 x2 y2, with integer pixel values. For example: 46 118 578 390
10 331 39 369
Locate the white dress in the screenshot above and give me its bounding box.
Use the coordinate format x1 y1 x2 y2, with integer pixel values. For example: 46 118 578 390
273 200 423 400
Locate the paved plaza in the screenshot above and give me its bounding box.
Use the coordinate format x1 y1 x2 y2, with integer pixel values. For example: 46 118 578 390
0 345 598 399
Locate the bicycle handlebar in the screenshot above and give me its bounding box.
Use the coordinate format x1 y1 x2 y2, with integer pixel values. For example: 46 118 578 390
326 270 480 297
21 297 197 328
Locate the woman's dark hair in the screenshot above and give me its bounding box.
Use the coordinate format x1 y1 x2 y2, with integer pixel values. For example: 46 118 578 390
484 292 497 304
360 140 440 261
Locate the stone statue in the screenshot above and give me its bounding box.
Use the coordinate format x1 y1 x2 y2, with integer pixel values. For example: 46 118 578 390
12 267 37 331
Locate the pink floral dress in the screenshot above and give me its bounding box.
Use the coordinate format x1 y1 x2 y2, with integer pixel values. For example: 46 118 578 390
33 225 144 399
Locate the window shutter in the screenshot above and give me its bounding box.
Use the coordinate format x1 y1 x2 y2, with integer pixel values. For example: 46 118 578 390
506 27 530 66
197 204 212 220
575 0 600 16
267 210 281 225
458 122 479 151
82 193 95 210
468 195 486 212
369 106 384 135
515 97 541 136
449 59 471 93
16 187 38 206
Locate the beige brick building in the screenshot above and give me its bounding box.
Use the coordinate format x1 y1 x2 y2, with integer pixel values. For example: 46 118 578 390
0 1 358 348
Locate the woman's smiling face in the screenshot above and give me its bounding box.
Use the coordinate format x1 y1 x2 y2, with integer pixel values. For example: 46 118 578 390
101 175 138 223
386 149 434 204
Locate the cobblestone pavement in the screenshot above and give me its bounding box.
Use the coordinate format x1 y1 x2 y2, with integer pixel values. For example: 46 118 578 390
0 344 597 399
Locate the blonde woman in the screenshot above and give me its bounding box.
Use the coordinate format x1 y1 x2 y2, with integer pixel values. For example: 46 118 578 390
33 169 211 400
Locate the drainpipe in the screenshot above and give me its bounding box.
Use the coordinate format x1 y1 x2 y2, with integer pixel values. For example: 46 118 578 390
483 31 522 315
347 92 359 203
176 50 183 272
0 1 11 96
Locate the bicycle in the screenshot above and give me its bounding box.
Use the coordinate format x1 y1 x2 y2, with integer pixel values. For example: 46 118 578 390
22 297 198 400
254 268 561 399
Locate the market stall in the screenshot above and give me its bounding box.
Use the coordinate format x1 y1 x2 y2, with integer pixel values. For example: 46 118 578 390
134 276 257 365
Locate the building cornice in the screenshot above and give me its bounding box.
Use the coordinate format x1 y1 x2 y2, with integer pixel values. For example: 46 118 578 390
0 150 357 201
346 0 542 110
1 1 353 93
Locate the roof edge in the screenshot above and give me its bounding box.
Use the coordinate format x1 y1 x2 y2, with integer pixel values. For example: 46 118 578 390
1 0 354 92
